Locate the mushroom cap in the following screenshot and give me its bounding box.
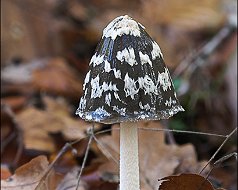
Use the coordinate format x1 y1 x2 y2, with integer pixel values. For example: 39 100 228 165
76 15 184 124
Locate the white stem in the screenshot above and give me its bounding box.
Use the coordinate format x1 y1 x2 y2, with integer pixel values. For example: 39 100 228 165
120 122 140 190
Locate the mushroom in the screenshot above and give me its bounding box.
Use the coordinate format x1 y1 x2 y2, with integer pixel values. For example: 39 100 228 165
76 15 184 190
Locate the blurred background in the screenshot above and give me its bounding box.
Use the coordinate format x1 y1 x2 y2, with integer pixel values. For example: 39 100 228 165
1 0 237 189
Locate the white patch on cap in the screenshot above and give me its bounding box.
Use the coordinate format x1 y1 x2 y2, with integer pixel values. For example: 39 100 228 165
83 71 91 90
158 68 172 91
114 92 121 101
79 97 87 110
104 60 121 79
102 82 119 92
112 106 126 116
151 42 163 60
139 102 150 111
90 54 104 67
138 75 158 95
113 69 121 79
91 75 103 98
103 15 144 40
139 51 152 67
116 47 137 66
84 88 88 96
174 92 177 98
105 93 112 106
104 60 111 72
124 73 138 99
85 114 92 120
165 97 177 107
94 107 111 117
139 115 146 119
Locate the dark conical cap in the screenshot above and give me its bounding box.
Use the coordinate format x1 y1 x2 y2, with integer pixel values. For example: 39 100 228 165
76 15 184 124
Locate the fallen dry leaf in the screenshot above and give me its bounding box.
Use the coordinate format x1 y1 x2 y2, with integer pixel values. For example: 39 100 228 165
16 96 90 152
1 58 83 100
141 0 225 32
80 159 119 190
56 166 88 190
1 96 27 112
32 58 83 100
1 165 12 180
1 156 50 190
99 121 209 190
158 173 215 190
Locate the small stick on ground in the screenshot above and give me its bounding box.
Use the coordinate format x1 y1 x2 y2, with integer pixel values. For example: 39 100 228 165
139 127 226 138
93 135 119 165
172 24 236 79
75 128 94 190
199 127 237 174
204 152 237 182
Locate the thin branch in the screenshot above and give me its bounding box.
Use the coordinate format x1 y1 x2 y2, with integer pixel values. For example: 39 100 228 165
76 134 93 190
93 135 119 165
35 138 86 190
172 24 235 79
138 127 226 138
95 126 227 138
93 125 228 140
203 152 237 188
214 152 237 165
94 128 117 135
199 127 237 174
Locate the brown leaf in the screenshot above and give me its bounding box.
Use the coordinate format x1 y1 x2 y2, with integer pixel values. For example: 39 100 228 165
1 165 12 180
1 58 83 100
56 167 88 190
81 160 119 190
158 173 215 190
1 156 50 190
32 58 83 100
1 96 27 112
16 96 90 152
141 0 225 32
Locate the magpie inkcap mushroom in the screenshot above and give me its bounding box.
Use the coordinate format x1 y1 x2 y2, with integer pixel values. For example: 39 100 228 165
76 15 184 190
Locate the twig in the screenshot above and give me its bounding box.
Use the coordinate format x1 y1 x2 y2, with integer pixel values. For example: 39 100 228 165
172 24 235 79
214 152 237 165
93 135 119 165
164 120 176 144
201 152 237 190
94 128 117 135
138 127 226 138
76 132 93 190
96 126 227 138
199 127 237 174
96 127 227 138
35 139 85 190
